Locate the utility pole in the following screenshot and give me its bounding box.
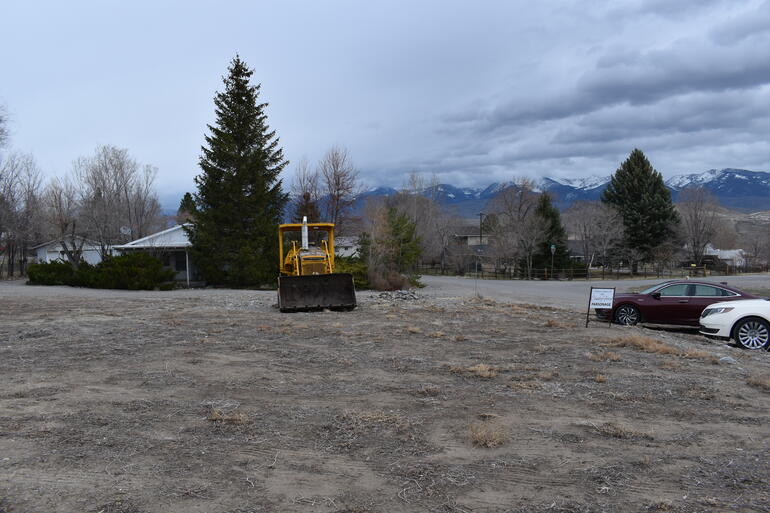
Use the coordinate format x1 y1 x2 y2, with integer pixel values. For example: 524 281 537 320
478 212 484 274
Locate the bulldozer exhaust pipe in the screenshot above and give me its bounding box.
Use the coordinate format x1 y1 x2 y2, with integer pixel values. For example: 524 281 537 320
301 216 309 250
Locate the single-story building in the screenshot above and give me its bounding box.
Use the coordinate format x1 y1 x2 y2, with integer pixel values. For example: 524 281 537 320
704 244 746 269
31 237 104 265
335 236 360 258
113 224 199 286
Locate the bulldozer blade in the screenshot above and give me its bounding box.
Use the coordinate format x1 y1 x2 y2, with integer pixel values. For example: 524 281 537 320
278 273 357 312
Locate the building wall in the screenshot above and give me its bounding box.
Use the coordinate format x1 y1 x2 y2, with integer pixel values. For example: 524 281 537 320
37 246 102 265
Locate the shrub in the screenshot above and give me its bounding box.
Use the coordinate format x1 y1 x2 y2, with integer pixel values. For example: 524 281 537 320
93 253 175 290
27 261 76 285
29 253 174 290
334 256 370 289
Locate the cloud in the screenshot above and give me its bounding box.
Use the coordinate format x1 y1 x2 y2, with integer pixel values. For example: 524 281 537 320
710 0 770 44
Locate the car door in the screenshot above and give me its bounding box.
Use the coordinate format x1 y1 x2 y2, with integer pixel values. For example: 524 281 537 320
686 284 726 324
644 283 691 324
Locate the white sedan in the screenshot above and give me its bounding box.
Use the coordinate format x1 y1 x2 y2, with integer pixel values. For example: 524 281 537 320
700 299 770 350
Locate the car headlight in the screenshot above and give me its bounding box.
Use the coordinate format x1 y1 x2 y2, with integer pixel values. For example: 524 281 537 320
701 307 734 318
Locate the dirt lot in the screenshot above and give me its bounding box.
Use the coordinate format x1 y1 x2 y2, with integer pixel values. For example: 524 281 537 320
1 281 769 512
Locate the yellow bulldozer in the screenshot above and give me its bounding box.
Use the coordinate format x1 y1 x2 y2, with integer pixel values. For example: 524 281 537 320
277 217 357 312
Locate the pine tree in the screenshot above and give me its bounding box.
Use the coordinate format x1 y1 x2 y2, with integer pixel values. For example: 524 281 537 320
385 207 422 274
177 192 196 223
601 149 679 263
531 193 570 274
186 56 288 286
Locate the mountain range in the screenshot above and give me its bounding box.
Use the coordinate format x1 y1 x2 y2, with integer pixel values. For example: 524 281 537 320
164 168 770 219
351 168 770 218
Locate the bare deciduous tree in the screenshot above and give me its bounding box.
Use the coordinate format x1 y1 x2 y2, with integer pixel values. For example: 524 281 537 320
319 146 359 230
291 157 321 222
0 104 8 148
564 201 622 267
0 152 44 276
487 178 544 277
387 172 458 270
72 145 163 258
738 225 769 269
677 187 719 265
44 176 88 266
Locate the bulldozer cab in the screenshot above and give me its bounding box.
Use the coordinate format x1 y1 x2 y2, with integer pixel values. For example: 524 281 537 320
278 222 335 276
277 219 356 312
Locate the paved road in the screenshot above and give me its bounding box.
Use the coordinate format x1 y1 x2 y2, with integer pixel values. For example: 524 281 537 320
419 274 770 311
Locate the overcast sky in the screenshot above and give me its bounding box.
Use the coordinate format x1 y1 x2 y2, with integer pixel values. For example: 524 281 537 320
1 0 769 206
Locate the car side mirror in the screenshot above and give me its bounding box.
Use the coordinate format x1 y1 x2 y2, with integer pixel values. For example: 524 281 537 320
651 292 661 299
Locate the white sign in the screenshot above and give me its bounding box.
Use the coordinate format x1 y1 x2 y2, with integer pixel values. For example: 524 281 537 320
589 288 615 309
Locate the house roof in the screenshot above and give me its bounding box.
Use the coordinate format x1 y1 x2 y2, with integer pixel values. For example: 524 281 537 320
113 224 191 250
31 236 99 251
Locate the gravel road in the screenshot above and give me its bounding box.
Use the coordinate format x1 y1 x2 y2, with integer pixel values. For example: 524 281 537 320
5 274 770 312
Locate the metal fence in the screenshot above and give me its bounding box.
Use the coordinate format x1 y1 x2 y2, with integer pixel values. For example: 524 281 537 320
416 263 768 281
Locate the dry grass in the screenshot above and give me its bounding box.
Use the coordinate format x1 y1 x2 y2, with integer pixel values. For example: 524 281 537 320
605 335 679 355
453 334 467 342
536 370 557 381
680 349 719 364
544 319 574 329
589 351 621 362
469 420 508 448
659 360 681 370
508 380 540 391
450 363 497 379
356 411 404 424
413 385 441 397
208 409 249 425
594 374 607 383
534 343 557 354
428 331 446 338
747 375 770 391
606 335 716 362
406 326 422 334
595 421 652 440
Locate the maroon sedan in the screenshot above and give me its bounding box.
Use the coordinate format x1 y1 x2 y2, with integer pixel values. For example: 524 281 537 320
596 280 758 326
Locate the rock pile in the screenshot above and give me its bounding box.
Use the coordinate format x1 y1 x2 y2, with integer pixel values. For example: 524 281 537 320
378 290 420 301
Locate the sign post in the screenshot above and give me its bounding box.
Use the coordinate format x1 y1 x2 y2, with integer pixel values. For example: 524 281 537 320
586 287 615 327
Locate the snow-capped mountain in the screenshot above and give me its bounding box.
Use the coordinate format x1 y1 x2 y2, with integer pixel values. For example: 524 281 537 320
329 168 770 220
546 175 610 190
540 168 770 212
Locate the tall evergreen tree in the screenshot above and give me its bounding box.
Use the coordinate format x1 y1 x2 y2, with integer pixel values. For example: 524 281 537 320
186 56 288 286
602 149 679 264
531 193 570 272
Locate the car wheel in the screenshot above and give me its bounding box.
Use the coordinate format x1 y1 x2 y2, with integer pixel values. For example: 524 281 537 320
733 317 770 350
614 304 640 326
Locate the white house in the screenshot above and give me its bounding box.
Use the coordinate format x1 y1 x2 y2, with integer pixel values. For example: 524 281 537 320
334 236 360 258
704 244 746 268
31 237 103 265
113 224 196 286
